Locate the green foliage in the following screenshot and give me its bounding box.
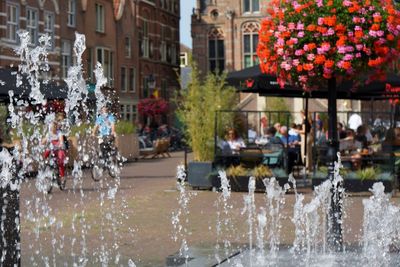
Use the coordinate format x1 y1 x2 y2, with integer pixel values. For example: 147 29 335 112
264 97 293 125
226 165 248 177
70 123 93 136
252 165 273 178
356 167 381 181
0 104 10 142
11 122 45 140
176 61 237 161
115 120 136 135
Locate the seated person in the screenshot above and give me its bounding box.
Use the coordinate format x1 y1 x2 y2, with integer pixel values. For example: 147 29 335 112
255 126 283 146
280 126 301 172
226 128 246 154
355 125 369 149
248 127 257 143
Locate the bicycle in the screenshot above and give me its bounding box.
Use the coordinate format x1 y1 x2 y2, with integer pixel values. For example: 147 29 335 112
38 149 66 194
91 135 121 181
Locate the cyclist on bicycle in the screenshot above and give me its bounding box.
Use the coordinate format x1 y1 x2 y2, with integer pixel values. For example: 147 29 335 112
42 113 67 187
92 105 116 139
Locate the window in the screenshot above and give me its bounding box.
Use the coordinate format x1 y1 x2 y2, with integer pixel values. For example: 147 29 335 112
208 39 225 73
242 22 260 68
161 79 167 99
61 40 72 79
120 104 137 121
143 77 149 98
129 68 136 92
208 28 225 73
86 48 94 82
160 26 166 61
44 11 55 49
26 7 38 45
141 20 149 58
95 3 105 33
125 37 131 58
243 0 260 13
6 3 19 42
96 47 114 87
180 53 188 67
121 67 127 92
67 0 76 27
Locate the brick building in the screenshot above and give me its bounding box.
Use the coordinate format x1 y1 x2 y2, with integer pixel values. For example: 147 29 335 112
0 0 180 124
191 0 359 123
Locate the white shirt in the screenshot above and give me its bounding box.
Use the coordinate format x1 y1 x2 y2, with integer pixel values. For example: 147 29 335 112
348 114 362 131
227 138 246 151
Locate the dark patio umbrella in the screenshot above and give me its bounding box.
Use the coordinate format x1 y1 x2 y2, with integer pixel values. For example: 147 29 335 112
0 68 95 102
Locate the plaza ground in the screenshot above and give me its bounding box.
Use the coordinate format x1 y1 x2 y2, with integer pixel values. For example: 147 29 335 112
19 152 400 267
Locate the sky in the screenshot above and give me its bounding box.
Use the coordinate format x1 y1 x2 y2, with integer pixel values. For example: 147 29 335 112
180 0 196 48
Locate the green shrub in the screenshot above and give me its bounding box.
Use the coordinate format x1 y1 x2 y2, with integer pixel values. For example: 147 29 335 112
356 167 381 181
70 123 93 136
115 120 136 135
175 61 237 161
252 165 273 178
226 165 248 177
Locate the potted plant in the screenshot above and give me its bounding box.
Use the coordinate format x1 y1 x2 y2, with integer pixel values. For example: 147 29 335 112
226 165 250 192
115 120 139 162
344 167 394 193
252 165 273 189
176 61 236 188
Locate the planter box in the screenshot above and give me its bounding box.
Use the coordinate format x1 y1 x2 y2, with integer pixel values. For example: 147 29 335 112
312 178 394 193
211 176 289 192
187 161 213 189
115 133 139 161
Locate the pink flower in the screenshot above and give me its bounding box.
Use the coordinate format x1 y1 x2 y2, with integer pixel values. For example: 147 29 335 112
343 0 352 7
292 59 300 66
297 31 305 38
277 38 285 46
278 25 287 32
323 67 333 74
369 6 375 11
291 37 299 44
326 28 335 36
368 30 377 37
336 61 344 68
318 17 324 25
299 75 308 83
303 44 309 51
317 48 325 54
295 49 304 56
354 26 362 31
343 54 354 61
321 43 331 51
297 23 304 30
355 53 362 58
338 46 346 54
288 23 295 30
356 44 363 51
353 17 360 23
277 48 284 55
316 0 323 7
376 31 384 37
348 31 354 37
345 46 354 52
360 18 366 23
307 54 315 61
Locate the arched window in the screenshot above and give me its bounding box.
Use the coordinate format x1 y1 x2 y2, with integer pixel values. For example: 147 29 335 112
208 27 225 73
243 0 260 13
242 22 259 68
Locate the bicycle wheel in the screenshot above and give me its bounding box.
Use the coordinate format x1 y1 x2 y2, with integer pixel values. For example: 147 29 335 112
36 166 53 194
107 155 121 178
91 159 106 181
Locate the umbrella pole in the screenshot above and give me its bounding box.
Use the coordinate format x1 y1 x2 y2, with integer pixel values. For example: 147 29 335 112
326 77 343 251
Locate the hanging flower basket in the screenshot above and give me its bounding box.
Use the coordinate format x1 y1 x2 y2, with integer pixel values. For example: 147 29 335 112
257 0 400 90
138 97 168 117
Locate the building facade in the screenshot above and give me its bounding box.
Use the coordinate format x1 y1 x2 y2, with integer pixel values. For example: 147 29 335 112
0 0 180 124
191 0 357 122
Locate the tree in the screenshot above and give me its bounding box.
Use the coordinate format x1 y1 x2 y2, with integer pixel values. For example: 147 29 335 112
176 62 237 162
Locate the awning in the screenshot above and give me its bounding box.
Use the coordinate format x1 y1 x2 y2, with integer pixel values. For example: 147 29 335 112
226 64 400 100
